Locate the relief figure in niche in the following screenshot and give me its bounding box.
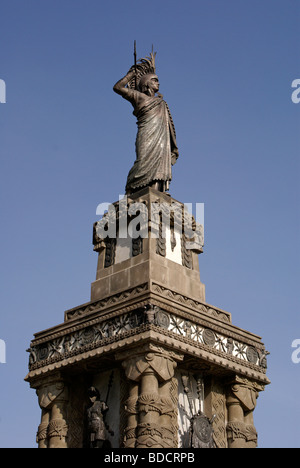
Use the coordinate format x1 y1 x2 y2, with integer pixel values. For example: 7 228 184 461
86 386 112 448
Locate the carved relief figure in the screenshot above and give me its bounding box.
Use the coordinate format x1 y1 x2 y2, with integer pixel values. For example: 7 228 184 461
180 373 215 448
189 412 215 448
113 47 179 194
86 387 110 448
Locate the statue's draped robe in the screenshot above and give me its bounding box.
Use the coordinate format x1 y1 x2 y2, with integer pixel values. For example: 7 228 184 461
125 92 178 193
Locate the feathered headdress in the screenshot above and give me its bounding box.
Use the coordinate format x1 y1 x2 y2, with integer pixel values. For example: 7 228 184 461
128 47 157 90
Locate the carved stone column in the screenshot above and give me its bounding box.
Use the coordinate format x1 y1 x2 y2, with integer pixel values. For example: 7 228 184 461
226 376 263 448
36 409 50 449
48 391 69 448
159 379 177 447
36 378 69 448
124 382 139 448
137 366 161 448
120 346 183 448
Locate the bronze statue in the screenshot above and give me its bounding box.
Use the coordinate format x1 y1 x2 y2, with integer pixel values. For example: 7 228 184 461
86 387 109 448
113 46 179 194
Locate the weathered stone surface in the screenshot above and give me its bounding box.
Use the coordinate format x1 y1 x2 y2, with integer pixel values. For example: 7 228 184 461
25 187 269 448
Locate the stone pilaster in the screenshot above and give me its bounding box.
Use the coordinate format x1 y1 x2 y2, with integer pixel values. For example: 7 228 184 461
123 381 139 448
226 376 264 448
36 377 69 448
36 410 50 449
120 346 183 448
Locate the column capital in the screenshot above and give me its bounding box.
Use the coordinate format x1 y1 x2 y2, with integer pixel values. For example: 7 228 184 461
117 343 183 382
226 375 265 393
121 351 178 383
36 379 68 410
225 375 261 448
226 376 263 413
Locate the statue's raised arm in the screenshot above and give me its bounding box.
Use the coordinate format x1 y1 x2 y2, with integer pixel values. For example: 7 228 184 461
113 48 179 194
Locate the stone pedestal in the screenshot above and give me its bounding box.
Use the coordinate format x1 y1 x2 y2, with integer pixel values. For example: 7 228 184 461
25 187 269 448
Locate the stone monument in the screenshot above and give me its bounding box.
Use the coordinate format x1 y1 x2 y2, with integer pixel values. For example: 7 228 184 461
25 47 269 449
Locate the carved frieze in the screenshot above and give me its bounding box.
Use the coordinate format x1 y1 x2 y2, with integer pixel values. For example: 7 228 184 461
28 303 268 381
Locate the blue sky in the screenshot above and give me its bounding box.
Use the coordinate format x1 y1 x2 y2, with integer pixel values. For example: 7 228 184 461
0 0 299 448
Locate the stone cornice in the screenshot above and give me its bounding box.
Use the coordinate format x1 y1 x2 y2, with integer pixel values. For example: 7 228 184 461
26 319 269 386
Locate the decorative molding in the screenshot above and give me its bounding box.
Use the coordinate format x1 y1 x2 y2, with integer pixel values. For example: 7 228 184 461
210 381 227 449
181 235 192 269
28 305 269 380
65 283 149 321
132 236 143 257
151 283 231 323
156 215 166 257
104 238 116 268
